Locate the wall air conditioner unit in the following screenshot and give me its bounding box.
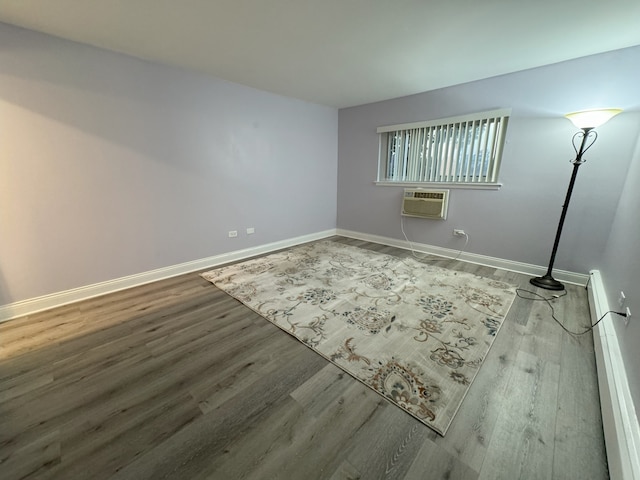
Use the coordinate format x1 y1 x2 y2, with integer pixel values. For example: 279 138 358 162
401 189 449 220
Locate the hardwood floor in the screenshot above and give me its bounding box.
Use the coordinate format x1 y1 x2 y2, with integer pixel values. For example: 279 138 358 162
0 237 609 479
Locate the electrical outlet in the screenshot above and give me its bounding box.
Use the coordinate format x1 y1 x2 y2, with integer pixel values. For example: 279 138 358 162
246 227 255 235
453 229 466 236
618 291 626 307
228 230 238 238
625 307 631 327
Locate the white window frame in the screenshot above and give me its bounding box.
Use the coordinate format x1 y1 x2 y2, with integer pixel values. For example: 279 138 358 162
376 108 510 189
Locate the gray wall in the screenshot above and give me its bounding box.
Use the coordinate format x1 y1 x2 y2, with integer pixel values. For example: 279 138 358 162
599 133 640 418
338 47 640 275
0 23 338 304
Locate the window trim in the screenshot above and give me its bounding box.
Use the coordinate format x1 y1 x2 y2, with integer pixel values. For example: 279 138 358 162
376 108 511 187
374 181 502 190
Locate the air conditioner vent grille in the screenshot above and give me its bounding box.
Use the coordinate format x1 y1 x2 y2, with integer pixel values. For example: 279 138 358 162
408 191 444 200
401 189 449 220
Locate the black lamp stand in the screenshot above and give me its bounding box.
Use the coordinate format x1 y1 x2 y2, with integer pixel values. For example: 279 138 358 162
530 128 597 291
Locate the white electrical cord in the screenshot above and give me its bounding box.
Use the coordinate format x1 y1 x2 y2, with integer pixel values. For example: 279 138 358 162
400 216 469 262
400 216 430 260
450 232 469 261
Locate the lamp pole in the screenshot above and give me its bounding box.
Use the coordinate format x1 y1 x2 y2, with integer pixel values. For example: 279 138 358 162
529 108 621 291
529 129 593 291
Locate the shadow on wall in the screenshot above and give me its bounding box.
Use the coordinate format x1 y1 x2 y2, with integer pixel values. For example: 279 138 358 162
0 268 11 306
0 25 224 176
0 23 319 180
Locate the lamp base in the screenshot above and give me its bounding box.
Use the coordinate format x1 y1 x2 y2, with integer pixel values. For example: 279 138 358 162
530 274 565 291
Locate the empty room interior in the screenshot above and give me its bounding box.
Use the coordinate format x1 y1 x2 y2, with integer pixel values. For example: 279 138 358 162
1 1 639 479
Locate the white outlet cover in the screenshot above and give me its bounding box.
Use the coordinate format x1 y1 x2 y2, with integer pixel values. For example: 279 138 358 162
618 291 626 306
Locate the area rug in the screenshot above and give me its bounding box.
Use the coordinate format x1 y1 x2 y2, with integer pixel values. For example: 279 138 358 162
201 241 516 435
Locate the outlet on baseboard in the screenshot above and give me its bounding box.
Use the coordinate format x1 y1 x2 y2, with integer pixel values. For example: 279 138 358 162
618 291 626 307
228 230 238 238
453 229 466 236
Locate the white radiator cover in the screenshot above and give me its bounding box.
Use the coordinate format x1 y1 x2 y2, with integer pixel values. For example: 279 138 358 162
588 270 640 480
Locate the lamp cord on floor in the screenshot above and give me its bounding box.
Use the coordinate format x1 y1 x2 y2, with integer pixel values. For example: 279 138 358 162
516 288 627 336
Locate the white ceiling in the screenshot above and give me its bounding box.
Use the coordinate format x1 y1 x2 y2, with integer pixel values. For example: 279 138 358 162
1 0 639 108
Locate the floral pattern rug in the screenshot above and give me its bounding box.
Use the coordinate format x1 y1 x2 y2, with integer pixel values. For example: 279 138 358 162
201 241 516 435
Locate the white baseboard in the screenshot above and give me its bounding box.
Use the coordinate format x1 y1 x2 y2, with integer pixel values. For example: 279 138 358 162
336 228 589 286
0 228 590 323
0 229 337 323
588 270 640 480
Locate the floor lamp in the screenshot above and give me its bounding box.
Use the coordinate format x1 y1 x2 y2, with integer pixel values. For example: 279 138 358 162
530 108 622 291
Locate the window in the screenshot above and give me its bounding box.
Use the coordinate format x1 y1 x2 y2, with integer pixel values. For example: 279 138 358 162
377 109 510 187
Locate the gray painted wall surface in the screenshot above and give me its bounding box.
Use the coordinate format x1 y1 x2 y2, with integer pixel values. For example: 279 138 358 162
599 133 640 418
337 47 640 275
0 23 338 304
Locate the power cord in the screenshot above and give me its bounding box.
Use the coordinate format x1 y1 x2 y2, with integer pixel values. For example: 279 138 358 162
451 232 469 261
516 288 628 336
400 216 469 262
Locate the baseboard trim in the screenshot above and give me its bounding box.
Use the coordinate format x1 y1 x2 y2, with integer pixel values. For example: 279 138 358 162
0 228 590 323
0 229 337 323
336 228 589 285
588 270 640 480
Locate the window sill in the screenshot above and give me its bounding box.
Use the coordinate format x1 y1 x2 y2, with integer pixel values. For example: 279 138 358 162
374 181 502 190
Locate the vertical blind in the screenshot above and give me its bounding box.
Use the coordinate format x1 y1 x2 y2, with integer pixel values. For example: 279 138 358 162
377 109 510 184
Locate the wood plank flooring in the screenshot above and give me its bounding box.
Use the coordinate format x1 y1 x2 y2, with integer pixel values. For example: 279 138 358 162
0 237 609 479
